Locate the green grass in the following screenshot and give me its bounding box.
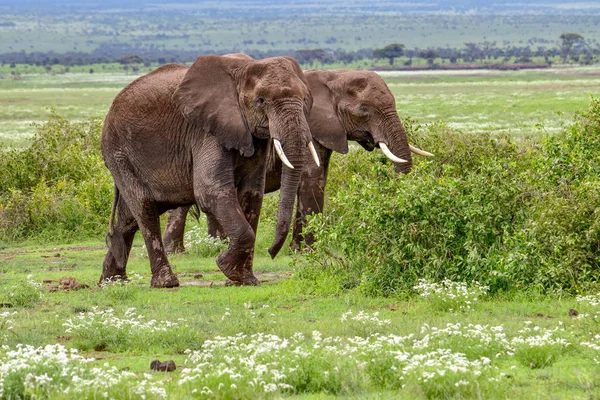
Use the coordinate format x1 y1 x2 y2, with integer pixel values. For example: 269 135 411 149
385 67 600 137
2 240 600 398
2 66 599 148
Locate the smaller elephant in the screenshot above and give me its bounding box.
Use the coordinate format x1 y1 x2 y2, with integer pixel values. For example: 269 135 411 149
162 69 432 253
100 54 319 287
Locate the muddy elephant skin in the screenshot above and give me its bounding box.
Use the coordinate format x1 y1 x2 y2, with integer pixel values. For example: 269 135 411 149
100 54 314 287
163 69 432 253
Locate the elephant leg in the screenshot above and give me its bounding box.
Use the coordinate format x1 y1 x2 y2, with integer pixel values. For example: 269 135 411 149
207 214 227 240
109 164 179 288
202 190 258 285
230 161 267 283
163 206 190 254
291 149 332 250
100 199 138 283
136 205 180 288
194 143 259 285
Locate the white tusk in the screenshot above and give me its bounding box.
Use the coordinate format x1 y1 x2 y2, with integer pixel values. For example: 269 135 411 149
379 142 408 163
274 139 294 169
308 141 320 167
409 144 434 157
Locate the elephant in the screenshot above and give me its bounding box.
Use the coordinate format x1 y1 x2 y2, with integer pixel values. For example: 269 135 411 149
99 54 320 288
162 68 433 254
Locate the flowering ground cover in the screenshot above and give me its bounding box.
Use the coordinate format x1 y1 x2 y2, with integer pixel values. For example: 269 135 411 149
1 241 600 399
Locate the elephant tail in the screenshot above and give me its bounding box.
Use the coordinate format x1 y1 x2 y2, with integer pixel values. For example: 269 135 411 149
189 204 201 221
105 185 119 248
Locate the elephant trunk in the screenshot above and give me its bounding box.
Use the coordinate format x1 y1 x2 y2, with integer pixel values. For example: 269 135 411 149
267 107 311 258
377 113 413 174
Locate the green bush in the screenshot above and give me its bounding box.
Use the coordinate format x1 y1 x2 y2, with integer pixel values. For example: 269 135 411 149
0 112 111 242
298 97 600 296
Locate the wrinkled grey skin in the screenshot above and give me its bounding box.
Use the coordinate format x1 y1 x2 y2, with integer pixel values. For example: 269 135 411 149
100 54 313 287
163 69 414 253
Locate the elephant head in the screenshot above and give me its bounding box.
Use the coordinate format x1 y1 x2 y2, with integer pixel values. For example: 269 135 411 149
306 70 432 174
172 55 317 259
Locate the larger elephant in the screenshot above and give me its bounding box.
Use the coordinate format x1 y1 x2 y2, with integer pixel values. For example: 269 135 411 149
162 69 432 253
100 54 318 288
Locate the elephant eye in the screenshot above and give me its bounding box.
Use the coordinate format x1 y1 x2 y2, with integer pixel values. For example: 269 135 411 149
254 96 266 108
358 104 370 115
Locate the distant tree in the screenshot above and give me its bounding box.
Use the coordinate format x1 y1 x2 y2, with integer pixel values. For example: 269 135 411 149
373 43 405 66
337 51 355 65
117 54 144 65
560 33 583 63
295 49 327 67
481 41 496 62
418 49 438 65
463 42 481 63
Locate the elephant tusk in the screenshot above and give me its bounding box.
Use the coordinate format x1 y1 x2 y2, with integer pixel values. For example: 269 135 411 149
308 141 320 167
409 144 434 157
274 139 294 169
379 142 408 163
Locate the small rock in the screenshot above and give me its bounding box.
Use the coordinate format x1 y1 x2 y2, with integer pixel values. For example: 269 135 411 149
150 359 176 372
568 308 579 317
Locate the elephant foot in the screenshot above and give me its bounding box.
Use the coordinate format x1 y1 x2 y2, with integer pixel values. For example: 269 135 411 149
99 273 128 286
217 250 257 285
217 251 243 282
150 266 180 288
225 275 260 286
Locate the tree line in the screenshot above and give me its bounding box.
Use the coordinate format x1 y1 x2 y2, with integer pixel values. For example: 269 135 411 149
0 33 595 69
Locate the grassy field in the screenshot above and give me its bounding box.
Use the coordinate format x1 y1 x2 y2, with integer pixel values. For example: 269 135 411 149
2 66 599 148
2 236 600 398
1 11 599 54
1 66 600 398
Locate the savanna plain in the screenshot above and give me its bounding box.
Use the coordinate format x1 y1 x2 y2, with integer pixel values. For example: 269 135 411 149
1 66 600 399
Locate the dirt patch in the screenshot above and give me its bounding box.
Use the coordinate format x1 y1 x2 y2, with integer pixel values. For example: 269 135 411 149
177 272 204 279
55 246 104 252
180 272 290 287
525 313 554 319
45 277 89 292
48 266 76 271
0 245 104 260
41 253 62 258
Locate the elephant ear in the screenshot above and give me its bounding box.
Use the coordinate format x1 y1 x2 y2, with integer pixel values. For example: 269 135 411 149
305 70 348 154
173 55 254 157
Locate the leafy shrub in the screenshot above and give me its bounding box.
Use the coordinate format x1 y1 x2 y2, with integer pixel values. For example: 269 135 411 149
299 97 600 295
1 278 43 307
0 112 111 242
